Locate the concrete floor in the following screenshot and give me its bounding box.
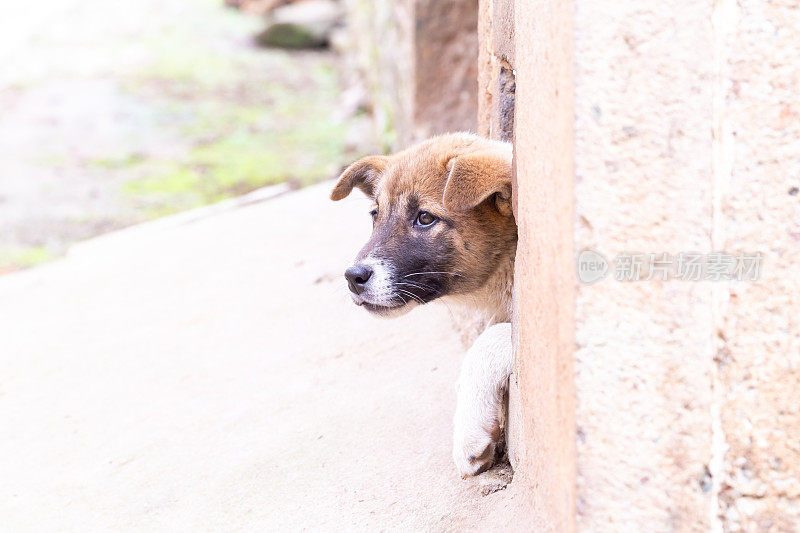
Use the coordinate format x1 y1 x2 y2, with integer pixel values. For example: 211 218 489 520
0 184 525 531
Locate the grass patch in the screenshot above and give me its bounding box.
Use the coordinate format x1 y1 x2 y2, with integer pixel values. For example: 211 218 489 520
88 152 147 170
113 3 353 220
122 121 344 217
121 92 346 218
0 246 55 272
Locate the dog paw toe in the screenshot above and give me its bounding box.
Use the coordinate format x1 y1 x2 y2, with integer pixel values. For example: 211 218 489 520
453 423 501 478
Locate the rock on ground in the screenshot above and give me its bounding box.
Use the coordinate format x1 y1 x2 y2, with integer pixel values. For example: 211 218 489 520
257 0 342 48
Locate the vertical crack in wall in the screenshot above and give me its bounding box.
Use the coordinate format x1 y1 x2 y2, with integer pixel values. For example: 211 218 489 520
496 60 516 143
710 0 737 529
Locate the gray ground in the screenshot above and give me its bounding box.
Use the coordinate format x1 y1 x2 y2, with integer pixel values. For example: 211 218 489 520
0 0 351 271
0 184 525 530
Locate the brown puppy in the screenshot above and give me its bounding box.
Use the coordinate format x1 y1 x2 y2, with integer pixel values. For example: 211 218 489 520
331 132 517 476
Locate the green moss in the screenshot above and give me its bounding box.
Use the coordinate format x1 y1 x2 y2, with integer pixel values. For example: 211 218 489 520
88 152 147 169
125 166 200 194
0 246 55 270
113 5 353 221
192 135 282 187
120 92 346 218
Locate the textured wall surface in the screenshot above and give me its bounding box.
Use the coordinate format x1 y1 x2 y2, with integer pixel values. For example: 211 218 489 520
573 1 717 530
715 0 800 529
573 0 800 529
413 0 479 141
342 0 414 150
477 0 514 141
343 0 478 149
509 1 577 529
482 0 799 530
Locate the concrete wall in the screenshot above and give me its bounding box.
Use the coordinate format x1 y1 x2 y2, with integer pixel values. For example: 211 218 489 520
481 0 800 530
715 1 800 529
511 1 577 529
343 0 478 149
573 2 717 529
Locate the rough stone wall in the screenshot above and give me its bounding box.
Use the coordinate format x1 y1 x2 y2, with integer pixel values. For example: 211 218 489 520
714 1 800 529
343 0 478 150
573 1 800 529
341 0 414 150
413 0 479 141
573 1 717 529
477 0 514 142
482 0 800 530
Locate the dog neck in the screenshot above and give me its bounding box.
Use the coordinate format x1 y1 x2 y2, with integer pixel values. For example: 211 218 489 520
445 240 516 326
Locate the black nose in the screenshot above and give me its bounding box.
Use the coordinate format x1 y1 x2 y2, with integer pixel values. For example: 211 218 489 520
345 265 373 295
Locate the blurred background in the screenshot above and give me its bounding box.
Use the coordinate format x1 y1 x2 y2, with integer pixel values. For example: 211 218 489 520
0 0 380 273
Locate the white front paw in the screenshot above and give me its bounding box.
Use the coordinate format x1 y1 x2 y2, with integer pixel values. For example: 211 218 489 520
452 390 503 478
451 322 512 478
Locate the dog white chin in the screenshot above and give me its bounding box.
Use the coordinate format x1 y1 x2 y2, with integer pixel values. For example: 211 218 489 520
357 300 417 318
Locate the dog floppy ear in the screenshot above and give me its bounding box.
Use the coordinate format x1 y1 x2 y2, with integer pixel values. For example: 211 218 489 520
330 155 391 201
442 149 513 215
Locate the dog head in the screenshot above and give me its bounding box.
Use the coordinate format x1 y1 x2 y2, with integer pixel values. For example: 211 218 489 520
330 133 516 317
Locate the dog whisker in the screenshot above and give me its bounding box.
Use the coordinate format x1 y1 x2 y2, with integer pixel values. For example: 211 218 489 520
396 288 424 304
397 281 435 291
403 271 465 279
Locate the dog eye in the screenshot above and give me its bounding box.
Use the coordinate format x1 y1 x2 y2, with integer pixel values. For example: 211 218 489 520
369 208 378 220
415 211 436 227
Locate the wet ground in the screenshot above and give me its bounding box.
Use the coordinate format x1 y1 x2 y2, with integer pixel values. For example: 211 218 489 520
0 0 352 271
